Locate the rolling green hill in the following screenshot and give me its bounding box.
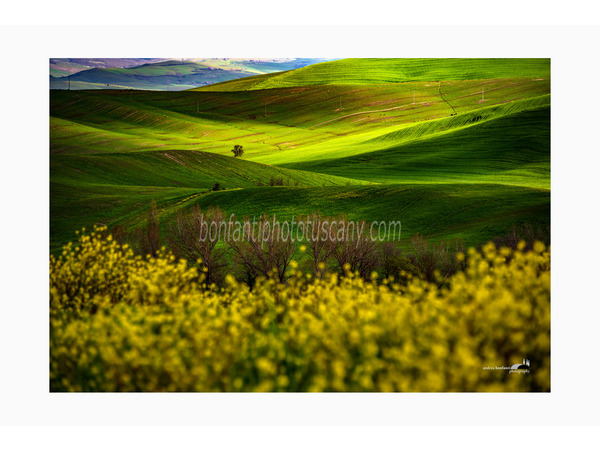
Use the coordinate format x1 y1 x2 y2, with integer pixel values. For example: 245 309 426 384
174 184 549 244
50 149 361 249
51 149 360 189
50 58 550 253
279 102 550 188
50 76 549 156
195 58 550 91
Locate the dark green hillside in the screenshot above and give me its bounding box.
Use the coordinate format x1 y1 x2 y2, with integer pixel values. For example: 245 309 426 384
51 150 361 189
181 184 549 247
50 150 361 250
283 105 550 188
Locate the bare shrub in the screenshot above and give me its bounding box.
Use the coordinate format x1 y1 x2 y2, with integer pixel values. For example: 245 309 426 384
124 200 161 258
493 223 550 251
167 205 229 286
407 234 465 283
408 234 436 282
147 199 160 258
302 212 338 279
109 224 127 246
269 176 285 186
226 213 297 282
434 238 466 283
331 215 378 280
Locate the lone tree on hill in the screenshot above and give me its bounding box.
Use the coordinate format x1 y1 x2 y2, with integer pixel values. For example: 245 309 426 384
231 144 244 158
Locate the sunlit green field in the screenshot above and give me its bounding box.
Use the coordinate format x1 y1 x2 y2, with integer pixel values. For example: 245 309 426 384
50 58 550 252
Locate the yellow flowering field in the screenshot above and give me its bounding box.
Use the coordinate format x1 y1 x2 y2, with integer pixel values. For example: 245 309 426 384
50 227 550 392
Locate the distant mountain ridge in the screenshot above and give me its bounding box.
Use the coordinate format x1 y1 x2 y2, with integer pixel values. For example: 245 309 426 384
50 58 170 77
50 58 333 91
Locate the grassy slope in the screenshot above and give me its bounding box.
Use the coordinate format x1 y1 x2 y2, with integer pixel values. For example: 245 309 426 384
50 150 361 250
50 58 550 251
280 103 550 188
174 184 549 247
50 183 197 250
195 58 550 91
50 76 549 157
255 95 549 160
51 150 361 189
52 183 548 250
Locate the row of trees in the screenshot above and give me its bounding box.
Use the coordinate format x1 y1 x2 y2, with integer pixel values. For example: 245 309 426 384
112 203 472 288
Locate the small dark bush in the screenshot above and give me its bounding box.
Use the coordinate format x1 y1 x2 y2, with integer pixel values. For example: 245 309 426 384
269 176 284 186
492 223 550 251
379 242 420 286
